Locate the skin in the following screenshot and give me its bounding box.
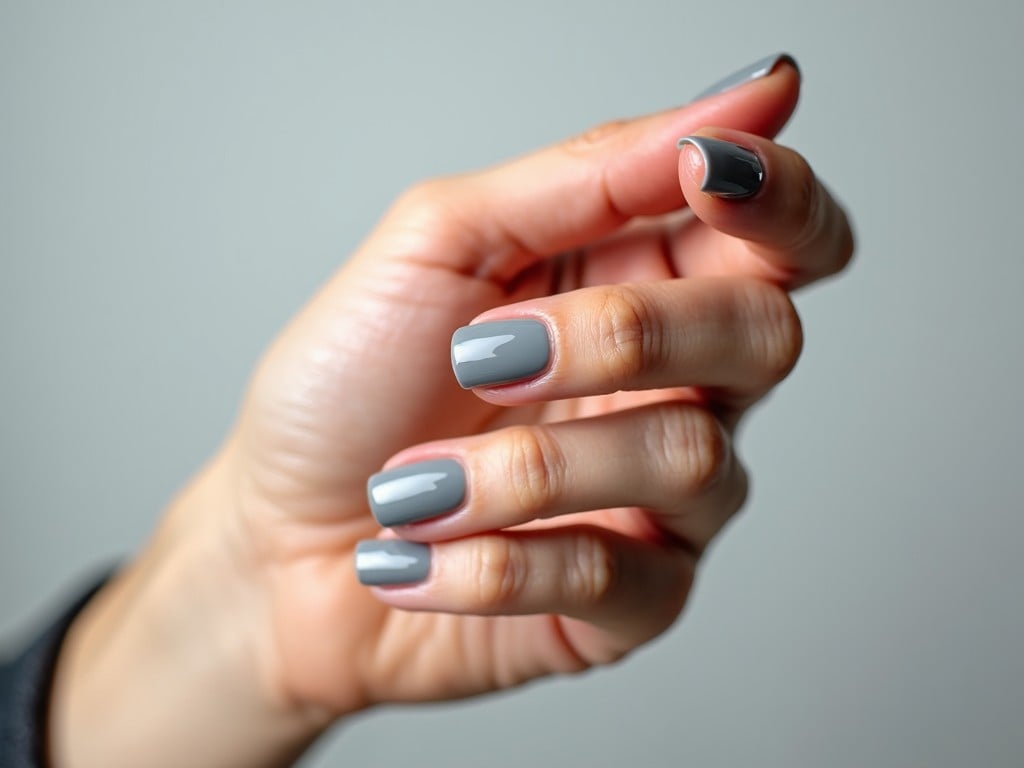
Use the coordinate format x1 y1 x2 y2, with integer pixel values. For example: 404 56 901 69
47 61 853 768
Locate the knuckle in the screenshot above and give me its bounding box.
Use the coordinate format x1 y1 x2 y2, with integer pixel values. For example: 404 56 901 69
741 281 804 385
394 179 447 220
646 405 731 497
561 118 632 155
505 426 565 518
390 179 467 249
564 531 619 608
595 286 660 387
676 407 731 495
473 537 525 610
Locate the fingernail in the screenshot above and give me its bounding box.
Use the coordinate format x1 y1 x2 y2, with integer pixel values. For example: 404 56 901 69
676 136 763 199
355 540 431 586
368 459 466 527
691 52 798 101
451 319 550 389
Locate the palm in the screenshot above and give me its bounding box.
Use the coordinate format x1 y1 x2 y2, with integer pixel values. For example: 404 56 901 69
235 216 717 713
229 64 818 712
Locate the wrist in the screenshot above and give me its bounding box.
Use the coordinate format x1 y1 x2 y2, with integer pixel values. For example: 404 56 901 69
48 445 333 768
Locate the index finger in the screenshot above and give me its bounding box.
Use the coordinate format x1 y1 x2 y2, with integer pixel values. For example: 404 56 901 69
367 54 801 284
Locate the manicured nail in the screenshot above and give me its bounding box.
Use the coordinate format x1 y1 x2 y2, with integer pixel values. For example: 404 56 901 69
451 319 550 389
367 458 466 527
692 52 798 101
355 540 431 586
676 136 763 199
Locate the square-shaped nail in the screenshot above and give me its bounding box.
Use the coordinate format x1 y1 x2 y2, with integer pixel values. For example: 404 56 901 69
451 319 550 389
355 540 431 586
677 136 763 199
367 458 466 527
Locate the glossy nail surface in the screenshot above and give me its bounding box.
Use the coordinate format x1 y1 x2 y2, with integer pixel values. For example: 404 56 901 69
451 319 550 389
692 52 798 101
355 540 431 586
677 136 763 199
368 458 466 527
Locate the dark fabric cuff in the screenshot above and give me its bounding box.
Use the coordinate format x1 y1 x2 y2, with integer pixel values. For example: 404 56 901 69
1 573 113 768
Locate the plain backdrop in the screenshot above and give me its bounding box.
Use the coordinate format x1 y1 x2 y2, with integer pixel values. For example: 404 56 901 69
2 2 1022 766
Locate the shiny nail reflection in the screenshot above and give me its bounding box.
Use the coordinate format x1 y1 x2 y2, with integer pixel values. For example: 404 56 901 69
355 540 431 586
368 459 466 526
451 319 550 389
452 334 517 364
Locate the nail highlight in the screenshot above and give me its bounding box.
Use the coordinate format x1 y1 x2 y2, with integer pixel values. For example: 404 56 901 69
676 136 763 199
692 52 798 101
355 540 431 586
368 458 466 527
451 319 550 389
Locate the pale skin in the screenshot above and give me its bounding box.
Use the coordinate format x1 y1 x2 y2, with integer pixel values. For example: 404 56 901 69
48 61 853 767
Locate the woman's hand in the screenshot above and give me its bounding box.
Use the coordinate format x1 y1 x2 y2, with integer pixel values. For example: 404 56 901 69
50 55 853 768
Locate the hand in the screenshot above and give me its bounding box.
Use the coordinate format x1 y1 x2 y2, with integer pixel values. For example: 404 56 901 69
50 57 853 768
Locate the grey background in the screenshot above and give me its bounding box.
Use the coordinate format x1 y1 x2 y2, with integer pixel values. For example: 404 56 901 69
2 1 1022 766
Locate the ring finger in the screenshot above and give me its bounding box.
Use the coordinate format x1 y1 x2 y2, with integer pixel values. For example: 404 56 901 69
367 400 748 552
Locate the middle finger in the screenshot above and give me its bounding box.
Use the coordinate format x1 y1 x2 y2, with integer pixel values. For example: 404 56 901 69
451 275 803 410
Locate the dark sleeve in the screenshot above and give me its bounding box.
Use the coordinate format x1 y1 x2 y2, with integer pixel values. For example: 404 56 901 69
0 575 112 768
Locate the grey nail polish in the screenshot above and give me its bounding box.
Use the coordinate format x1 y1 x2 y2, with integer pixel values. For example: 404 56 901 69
355 540 431 586
368 458 466 527
676 136 763 199
692 53 798 101
451 319 550 389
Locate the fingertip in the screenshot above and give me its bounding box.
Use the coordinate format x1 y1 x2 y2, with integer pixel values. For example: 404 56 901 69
690 52 801 103
677 134 764 201
768 55 801 100
684 55 801 136
679 142 706 190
